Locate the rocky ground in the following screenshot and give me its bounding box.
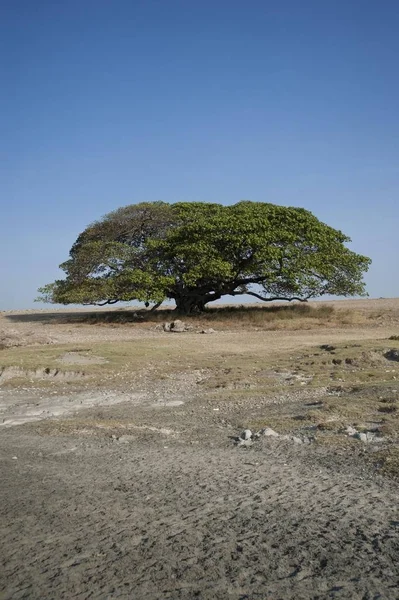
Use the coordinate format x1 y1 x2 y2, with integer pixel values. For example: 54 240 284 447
1 300 399 599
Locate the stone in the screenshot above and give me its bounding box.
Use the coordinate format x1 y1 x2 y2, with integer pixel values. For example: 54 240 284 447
163 320 189 333
237 438 253 448
345 426 358 436
199 328 216 334
259 427 279 437
171 320 187 332
241 429 252 440
290 436 303 444
117 435 136 444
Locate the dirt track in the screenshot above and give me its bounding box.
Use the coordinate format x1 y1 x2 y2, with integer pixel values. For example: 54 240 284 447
1 427 398 599
1 300 399 599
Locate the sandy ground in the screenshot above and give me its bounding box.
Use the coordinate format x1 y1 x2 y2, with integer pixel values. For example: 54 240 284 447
1 429 398 599
1 299 399 599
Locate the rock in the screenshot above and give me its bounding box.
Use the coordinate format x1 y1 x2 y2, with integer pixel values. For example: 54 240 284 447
170 320 187 332
199 328 216 334
163 320 189 333
259 427 279 437
237 438 253 448
117 435 136 444
345 426 358 436
349 429 384 443
241 429 252 440
290 436 303 444
384 349 399 362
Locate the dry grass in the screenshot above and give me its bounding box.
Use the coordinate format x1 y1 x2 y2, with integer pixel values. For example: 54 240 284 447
0 342 157 389
2 313 399 476
236 340 399 477
2 332 399 395
22 302 368 331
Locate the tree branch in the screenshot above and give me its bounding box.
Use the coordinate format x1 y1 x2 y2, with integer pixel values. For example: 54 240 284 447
82 299 120 306
233 275 270 287
231 290 311 303
149 301 163 312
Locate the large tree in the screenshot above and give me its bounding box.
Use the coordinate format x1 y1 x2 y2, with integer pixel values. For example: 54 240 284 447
38 201 371 314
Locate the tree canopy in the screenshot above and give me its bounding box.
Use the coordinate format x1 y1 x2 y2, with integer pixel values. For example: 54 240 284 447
38 201 371 314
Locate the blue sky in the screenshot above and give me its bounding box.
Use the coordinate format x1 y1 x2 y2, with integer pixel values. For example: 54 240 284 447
1 0 398 309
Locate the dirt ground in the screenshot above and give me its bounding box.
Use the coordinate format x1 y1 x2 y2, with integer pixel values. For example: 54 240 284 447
1 299 399 599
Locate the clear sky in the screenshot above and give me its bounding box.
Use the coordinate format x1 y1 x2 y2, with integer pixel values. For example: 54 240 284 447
1 0 398 310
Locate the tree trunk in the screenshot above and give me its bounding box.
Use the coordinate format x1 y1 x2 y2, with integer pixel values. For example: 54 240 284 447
174 295 207 315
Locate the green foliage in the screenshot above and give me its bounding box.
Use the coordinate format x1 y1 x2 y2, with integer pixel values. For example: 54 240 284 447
38 201 371 313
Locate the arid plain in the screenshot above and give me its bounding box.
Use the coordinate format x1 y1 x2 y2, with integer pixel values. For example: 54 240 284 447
1 298 399 599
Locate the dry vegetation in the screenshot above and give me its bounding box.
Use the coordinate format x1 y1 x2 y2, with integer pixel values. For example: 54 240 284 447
41 302 366 330
2 299 399 599
2 299 399 477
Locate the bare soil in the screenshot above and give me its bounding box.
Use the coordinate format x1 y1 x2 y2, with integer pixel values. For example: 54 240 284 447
1 299 399 599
